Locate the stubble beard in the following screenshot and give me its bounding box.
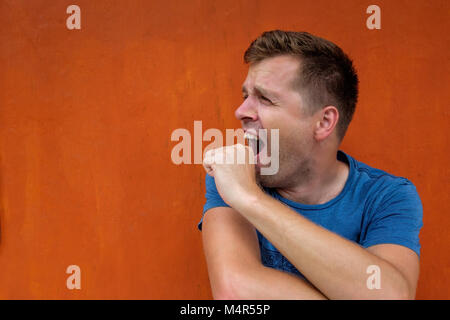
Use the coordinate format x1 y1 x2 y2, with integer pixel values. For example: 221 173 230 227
255 139 313 190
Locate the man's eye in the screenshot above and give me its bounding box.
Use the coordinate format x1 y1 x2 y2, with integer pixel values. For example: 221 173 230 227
260 96 272 103
242 95 248 100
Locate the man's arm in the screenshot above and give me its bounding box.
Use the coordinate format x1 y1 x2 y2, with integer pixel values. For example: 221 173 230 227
202 144 420 300
202 206 327 299
366 243 420 298
232 192 418 300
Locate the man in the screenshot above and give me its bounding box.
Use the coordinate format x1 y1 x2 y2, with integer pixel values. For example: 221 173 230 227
198 30 423 299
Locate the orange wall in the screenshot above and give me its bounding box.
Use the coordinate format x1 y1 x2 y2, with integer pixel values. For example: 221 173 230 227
0 0 448 299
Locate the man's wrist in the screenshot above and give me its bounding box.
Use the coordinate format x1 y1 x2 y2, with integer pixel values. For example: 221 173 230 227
233 184 269 215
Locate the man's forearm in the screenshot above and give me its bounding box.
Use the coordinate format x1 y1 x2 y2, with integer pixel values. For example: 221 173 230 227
233 191 411 300
218 263 327 300
201 206 327 300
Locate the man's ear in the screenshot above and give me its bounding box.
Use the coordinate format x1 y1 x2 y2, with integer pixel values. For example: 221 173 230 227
313 106 339 141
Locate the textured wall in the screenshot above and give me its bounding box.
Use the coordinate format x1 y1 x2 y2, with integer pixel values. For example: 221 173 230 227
0 0 448 299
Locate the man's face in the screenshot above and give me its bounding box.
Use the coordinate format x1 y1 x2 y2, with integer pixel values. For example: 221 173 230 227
235 55 316 188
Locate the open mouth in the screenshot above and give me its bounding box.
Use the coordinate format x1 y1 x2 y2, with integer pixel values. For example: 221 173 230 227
244 132 265 157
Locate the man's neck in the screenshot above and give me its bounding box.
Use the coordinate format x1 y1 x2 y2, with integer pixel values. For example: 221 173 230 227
276 152 349 205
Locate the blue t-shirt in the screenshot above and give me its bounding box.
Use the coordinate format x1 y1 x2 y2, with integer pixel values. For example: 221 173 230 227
198 150 423 279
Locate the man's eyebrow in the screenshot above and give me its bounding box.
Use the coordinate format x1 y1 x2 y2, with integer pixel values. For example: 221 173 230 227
242 85 279 99
255 85 275 98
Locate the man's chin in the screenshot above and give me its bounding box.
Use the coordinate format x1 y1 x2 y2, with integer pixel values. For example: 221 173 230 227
255 169 280 188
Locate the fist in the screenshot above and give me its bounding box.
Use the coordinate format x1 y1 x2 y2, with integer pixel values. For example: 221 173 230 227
203 144 259 207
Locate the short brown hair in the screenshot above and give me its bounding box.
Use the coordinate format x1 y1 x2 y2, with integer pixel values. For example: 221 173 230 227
244 30 359 142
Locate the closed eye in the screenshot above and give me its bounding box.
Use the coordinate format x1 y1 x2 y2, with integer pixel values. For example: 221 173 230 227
260 96 272 104
242 93 273 105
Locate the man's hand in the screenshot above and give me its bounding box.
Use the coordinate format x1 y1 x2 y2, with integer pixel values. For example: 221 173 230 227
203 144 261 208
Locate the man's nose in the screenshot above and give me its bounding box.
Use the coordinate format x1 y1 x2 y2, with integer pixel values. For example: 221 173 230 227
235 98 258 122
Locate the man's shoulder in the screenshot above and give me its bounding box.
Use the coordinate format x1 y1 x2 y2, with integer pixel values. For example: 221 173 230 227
345 151 421 210
347 151 416 190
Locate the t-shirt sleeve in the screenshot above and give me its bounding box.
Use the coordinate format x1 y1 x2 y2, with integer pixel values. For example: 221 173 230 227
197 174 230 231
360 179 423 257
